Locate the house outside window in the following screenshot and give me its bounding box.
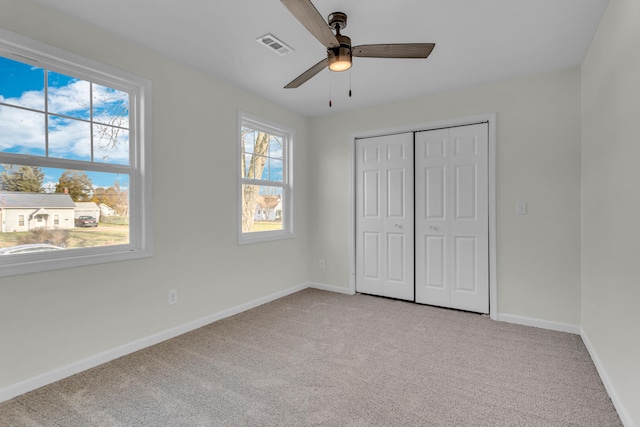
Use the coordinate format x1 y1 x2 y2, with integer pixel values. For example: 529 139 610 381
0 28 152 277
238 112 293 244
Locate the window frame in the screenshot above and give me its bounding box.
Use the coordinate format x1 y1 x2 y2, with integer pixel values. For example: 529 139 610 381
0 28 152 277
237 111 294 244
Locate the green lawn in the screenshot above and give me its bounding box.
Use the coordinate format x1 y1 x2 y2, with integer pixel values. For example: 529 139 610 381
0 224 129 249
250 221 283 232
1 221 282 249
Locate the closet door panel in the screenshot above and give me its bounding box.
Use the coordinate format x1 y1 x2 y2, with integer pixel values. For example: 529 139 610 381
415 129 450 306
449 124 489 313
416 124 489 313
356 133 414 301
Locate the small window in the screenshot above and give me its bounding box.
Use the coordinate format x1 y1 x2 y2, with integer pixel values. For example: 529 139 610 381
0 28 151 277
238 112 293 244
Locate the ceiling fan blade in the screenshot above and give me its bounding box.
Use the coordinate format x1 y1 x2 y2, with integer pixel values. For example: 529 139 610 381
284 58 328 88
281 0 339 48
352 43 435 59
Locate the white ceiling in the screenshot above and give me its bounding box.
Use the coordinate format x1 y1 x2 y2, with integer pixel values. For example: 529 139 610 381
33 0 609 117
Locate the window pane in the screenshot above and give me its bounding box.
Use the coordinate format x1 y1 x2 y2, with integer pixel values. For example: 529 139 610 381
269 135 283 160
261 159 270 180
262 158 283 182
241 127 256 155
246 154 267 179
92 84 129 128
48 115 91 161
47 71 91 120
0 105 45 156
0 56 45 110
262 159 283 182
94 124 129 165
0 166 130 253
242 153 253 178
250 132 270 160
241 184 283 233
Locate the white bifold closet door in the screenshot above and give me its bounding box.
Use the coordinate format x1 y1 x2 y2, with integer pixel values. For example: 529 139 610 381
415 124 489 313
355 133 414 301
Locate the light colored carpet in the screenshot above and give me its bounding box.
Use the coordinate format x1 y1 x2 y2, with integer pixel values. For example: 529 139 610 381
0 289 621 426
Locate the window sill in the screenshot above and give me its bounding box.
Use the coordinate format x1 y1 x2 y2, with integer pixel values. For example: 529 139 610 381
238 231 295 245
0 245 153 277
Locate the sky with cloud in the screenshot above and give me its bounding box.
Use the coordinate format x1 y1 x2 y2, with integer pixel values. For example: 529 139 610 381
0 55 129 189
241 127 284 182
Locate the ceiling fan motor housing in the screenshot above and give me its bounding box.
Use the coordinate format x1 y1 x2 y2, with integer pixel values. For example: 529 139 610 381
328 33 352 71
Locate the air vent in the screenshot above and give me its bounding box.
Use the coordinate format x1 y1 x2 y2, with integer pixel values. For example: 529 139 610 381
257 34 294 56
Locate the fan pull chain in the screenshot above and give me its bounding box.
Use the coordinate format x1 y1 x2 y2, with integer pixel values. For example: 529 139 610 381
329 71 333 107
349 69 352 98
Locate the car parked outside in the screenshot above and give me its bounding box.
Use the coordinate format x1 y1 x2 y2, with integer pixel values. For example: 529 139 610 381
75 215 98 227
0 244 66 255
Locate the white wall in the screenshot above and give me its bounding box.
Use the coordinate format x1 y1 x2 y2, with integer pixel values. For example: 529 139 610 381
309 67 582 327
0 0 310 392
581 0 640 424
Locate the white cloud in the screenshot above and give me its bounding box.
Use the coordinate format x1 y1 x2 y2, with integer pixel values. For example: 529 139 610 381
47 79 90 117
0 104 45 153
48 117 92 160
42 181 56 193
0 78 129 163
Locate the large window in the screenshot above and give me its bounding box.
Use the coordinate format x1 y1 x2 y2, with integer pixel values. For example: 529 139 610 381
0 29 151 276
238 112 293 244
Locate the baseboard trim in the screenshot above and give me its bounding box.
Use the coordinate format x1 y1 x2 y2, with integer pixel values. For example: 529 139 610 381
496 313 581 334
309 282 355 295
0 282 309 404
580 329 635 427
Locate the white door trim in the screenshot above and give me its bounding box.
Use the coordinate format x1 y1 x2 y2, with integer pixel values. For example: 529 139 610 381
349 113 498 319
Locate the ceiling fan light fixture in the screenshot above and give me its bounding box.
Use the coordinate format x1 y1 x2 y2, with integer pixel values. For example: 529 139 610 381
328 47 352 72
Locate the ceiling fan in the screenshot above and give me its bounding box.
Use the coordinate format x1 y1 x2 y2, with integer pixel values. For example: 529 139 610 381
281 0 435 89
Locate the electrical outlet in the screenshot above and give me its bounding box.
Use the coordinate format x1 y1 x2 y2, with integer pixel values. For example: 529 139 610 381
516 201 528 215
168 289 178 305
319 259 325 269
